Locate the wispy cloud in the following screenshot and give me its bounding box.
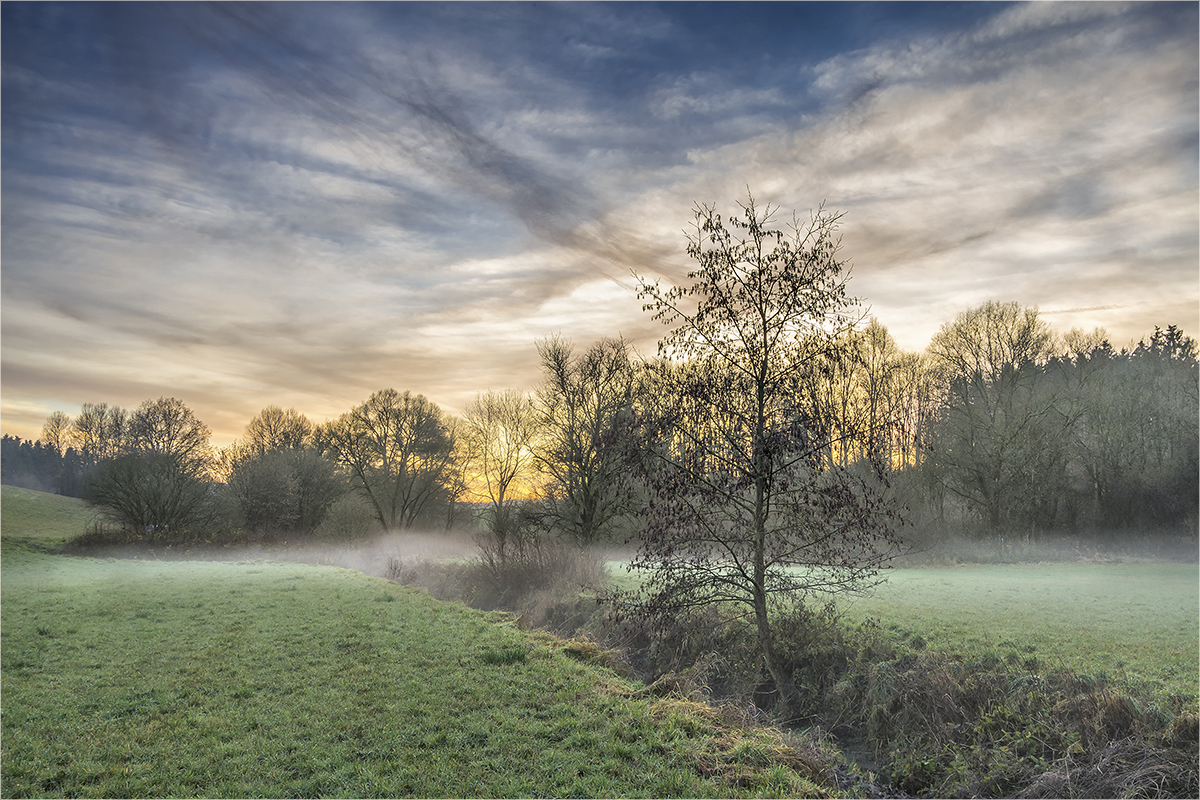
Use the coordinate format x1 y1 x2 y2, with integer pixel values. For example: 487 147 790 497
2 2 1195 444
678 2 1198 349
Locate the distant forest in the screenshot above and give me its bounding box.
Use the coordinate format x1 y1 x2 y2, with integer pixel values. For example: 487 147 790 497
4 306 1197 544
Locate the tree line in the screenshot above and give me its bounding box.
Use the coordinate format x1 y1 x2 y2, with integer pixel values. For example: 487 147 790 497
808 305 1198 539
8 200 1196 554
12 315 1193 548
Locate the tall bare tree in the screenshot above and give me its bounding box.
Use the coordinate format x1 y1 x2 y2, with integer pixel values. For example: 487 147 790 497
439 416 476 532
72 402 128 464
40 411 73 456
799 319 930 472
243 406 314 455
126 397 213 471
219 405 318 480
534 335 639 544
623 192 904 717
926 301 1070 533
318 389 456 530
464 388 540 560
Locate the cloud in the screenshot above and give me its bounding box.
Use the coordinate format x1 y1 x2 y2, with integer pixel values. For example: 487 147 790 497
2 3 1195 445
657 3 1198 351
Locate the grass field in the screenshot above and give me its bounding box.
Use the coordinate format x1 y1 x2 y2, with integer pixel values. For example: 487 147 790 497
609 554 1199 709
0 547 827 798
4 487 1197 796
838 562 1200 705
1 485 95 548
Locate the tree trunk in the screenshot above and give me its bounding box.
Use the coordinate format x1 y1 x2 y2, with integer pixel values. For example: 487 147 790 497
752 413 797 718
753 583 797 719
752 358 798 718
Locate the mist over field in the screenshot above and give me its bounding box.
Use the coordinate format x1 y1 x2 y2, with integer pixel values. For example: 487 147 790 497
210 530 483 576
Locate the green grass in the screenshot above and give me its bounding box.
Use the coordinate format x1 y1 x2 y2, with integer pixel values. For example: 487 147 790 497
1 485 95 549
838 562 1199 705
6 488 1195 795
1 549 827 799
609 556 1199 707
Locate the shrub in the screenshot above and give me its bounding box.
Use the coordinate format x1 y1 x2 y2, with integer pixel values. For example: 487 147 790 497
773 602 853 716
811 633 1199 798
600 604 786 712
82 452 218 542
592 598 1199 798
227 449 344 540
468 539 607 612
314 493 381 542
406 532 610 636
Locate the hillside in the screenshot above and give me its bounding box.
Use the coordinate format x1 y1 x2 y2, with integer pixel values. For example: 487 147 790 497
1 485 95 549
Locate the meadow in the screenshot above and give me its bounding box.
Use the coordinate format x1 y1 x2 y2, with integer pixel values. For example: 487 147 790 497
606 553 1199 708
3 486 1197 797
0 547 830 798
0 485 97 549
838 562 1199 705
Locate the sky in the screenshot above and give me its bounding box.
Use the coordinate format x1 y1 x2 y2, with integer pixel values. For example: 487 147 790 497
3 1 1197 448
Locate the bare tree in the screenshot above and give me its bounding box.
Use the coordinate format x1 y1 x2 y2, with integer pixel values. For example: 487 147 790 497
534 335 639 545
890 350 941 471
72 402 128 464
622 192 905 717
464 388 540 560
797 318 937 474
318 389 456 530
126 397 213 471
844 319 906 466
243 406 314 455
40 411 73 457
925 301 1071 533
439 416 476 532
219 405 319 481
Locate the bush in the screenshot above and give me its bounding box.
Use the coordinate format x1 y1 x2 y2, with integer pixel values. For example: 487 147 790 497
773 602 854 716
592 594 1199 798
313 493 382 541
597 603 784 713
467 539 608 613
395 526 609 635
82 452 219 542
812 627 1199 798
227 449 344 540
